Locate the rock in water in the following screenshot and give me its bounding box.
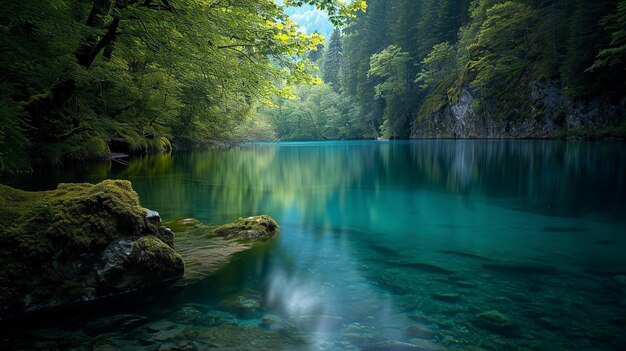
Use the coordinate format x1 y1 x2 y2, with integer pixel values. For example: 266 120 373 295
0 180 184 319
97 236 184 292
405 324 435 340
166 216 279 285
473 310 519 337
214 215 279 240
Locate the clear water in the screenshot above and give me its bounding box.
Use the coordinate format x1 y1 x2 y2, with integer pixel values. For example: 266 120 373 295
2 140 626 351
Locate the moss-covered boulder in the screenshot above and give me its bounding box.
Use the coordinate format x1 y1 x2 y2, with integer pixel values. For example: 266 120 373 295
0 180 183 319
214 215 279 240
166 215 279 285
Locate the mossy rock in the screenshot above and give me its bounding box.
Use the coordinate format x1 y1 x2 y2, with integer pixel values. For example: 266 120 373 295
0 180 181 319
165 215 279 285
214 215 279 240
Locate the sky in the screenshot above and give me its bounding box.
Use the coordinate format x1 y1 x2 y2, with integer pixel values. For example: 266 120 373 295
277 2 334 38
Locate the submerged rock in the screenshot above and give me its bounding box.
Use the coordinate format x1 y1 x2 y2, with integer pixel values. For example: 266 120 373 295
405 324 435 340
0 180 183 319
84 313 149 334
473 310 519 337
431 292 461 303
482 261 557 275
288 314 345 332
383 261 456 275
363 339 444 351
214 215 279 240
167 216 279 285
614 275 626 286
218 292 263 319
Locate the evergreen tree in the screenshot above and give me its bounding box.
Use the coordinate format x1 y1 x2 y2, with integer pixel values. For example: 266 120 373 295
324 29 343 90
561 0 616 97
588 0 626 94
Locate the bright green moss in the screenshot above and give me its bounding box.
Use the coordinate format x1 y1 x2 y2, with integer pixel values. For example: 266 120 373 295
214 215 279 240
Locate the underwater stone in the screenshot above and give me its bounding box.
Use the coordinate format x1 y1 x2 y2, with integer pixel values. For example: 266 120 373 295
383 261 456 275
431 292 461 303
172 306 205 324
473 310 519 337
482 262 557 275
288 314 345 332
146 320 179 333
405 324 435 340
363 339 443 351
167 219 263 285
214 215 279 240
217 293 262 319
85 314 149 334
409 339 446 351
614 275 626 285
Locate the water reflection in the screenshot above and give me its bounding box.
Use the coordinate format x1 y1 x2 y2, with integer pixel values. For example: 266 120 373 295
2 141 626 350
5 141 624 221
125 141 626 222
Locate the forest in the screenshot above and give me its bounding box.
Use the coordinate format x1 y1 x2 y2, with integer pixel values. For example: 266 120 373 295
1 0 625 170
266 0 626 140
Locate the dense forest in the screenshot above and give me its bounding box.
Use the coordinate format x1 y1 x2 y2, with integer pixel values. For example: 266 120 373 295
0 0 365 170
1 0 625 170
265 0 626 140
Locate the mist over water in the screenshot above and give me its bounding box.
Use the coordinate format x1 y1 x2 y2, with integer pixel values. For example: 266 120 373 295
3 140 626 350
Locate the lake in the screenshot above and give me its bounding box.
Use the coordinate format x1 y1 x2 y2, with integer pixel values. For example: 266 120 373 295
2 140 626 350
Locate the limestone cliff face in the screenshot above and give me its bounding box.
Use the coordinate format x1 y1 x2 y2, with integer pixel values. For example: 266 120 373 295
411 81 624 138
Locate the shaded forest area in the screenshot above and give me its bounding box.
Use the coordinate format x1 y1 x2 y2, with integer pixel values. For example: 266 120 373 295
0 0 365 170
265 0 626 140
1 0 625 170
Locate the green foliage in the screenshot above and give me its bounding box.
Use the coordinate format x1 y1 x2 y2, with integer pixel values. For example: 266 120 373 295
324 29 343 90
588 0 626 92
258 84 362 140
368 45 411 139
0 0 357 169
335 0 624 137
231 117 278 143
465 1 538 116
561 0 616 97
416 42 457 89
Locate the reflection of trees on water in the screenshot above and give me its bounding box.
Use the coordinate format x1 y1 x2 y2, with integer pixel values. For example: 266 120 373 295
117 141 625 223
404 141 625 217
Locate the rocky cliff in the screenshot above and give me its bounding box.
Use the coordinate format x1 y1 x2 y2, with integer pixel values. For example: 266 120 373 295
411 81 625 139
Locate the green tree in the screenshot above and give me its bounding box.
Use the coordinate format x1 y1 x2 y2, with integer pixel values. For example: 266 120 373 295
259 84 361 140
323 29 343 90
561 0 615 97
588 0 626 93
0 0 361 170
368 45 411 139
466 1 538 114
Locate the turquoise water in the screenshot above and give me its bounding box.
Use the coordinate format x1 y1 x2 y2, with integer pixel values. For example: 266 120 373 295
3 140 626 350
